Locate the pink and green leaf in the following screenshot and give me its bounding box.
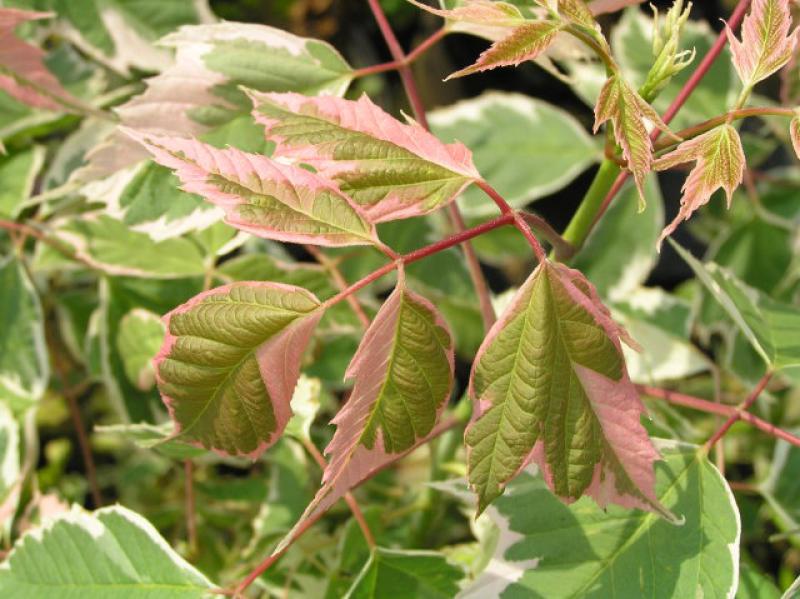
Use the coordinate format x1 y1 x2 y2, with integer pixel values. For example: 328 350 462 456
594 74 673 208
465 260 673 519
0 8 82 112
123 129 378 247
249 91 479 221
154 282 322 457
726 0 799 89
654 124 745 245
286 273 454 538
407 0 526 28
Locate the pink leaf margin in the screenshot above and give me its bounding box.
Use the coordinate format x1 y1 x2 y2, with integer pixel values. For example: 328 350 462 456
153 281 322 460
121 127 379 247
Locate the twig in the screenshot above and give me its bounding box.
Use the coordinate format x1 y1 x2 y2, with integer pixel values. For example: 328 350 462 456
304 245 371 330
638 383 800 448
299 437 376 548
704 372 773 450
351 27 447 79
366 0 497 332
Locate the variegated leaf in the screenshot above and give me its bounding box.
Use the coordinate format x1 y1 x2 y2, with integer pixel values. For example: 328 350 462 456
249 91 480 221
726 0 799 89
465 260 673 519
654 124 745 245
124 130 378 247
594 74 672 207
154 282 322 457
0 8 82 112
790 116 800 161
282 274 454 546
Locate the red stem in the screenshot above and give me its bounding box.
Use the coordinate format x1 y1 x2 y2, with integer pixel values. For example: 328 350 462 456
705 372 773 449
587 0 753 233
475 180 547 262
323 213 514 310
352 27 447 79
639 382 800 448
365 0 497 331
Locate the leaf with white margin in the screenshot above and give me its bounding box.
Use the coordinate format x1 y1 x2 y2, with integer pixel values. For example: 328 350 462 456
466 259 673 519
453 441 739 599
94 422 206 460
249 91 480 222
0 402 20 540
0 504 214 597
429 91 599 218
0 146 44 218
277 275 454 550
345 547 464 599
116 308 165 391
154 282 323 457
0 8 84 113
673 241 800 370
285 374 322 442
51 0 214 76
0 256 48 414
83 22 353 179
125 130 378 247
52 213 207 278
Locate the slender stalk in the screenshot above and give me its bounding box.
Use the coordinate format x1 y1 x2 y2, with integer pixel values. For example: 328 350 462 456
0 219 96 270
351 27 446 79
560 159 621 249
305 245 371 330
653 106 795 152
565 0 753 251
704 373 773 450
521 212 575 260
639 384 800 448
184 460 198 555
322 213 515 310
299 437 376 548
475 180 547 262
366 0 496 331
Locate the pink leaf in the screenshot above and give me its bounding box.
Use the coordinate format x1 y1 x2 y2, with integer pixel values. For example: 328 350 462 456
594 75 674 207
154 282 323 458
122 128 378 247
249 91 479 221
279 273 454 546
0 8 81 112
726 0 800 88
407 0 526 27
654 124 745 245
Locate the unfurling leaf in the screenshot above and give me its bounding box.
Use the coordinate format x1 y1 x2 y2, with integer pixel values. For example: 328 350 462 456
124 129 378 247
654 124 744 245
465 260 673 519
283 274 454 544
447 20 565 79
249 91 480 221
726 0 799 89
790 117 800 161
594 74 673 207
0 9 82 112
154 282 323 457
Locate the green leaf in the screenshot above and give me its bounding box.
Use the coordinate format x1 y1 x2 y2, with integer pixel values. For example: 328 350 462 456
457 442 740 598
673 241 800 370
0 146 44 218
0 505 214 597
760 428 800 545
571 174 663 300
346 548 464 599
94 422 206 460
155 282 322 457
53 213 207 278
116 308 165 391
466 260 670 517
738 562 781 599
0 256 48 413
429 91 599 218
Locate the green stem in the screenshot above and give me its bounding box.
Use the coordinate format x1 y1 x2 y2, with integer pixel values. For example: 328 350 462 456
559 159 621 252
